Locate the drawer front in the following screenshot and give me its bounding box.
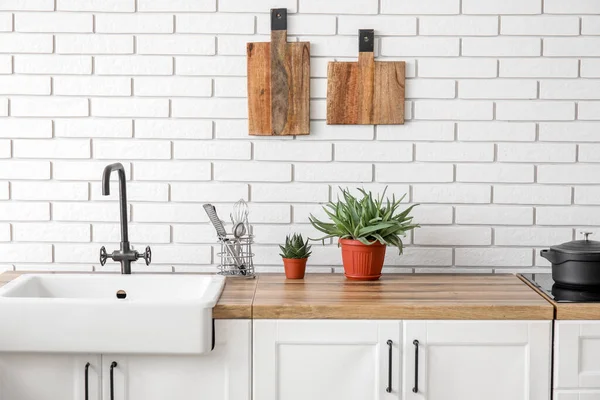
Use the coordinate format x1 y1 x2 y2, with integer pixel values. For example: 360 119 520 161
555 322 600 389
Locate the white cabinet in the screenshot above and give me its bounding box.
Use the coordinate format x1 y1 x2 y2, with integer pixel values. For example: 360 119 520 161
106 319 251 400
0 320 250 400
253 320 402 400
0 353 101 400
554 321 600 400
555 321 600 390
254 320 552 400
554 321 600 399
403 321 552 400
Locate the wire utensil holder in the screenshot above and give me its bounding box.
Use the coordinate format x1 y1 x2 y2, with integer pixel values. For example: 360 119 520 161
217 231 255 278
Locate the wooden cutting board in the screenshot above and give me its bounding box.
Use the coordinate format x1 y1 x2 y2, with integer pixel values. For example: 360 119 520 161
327 30 405 125
247 9 310 136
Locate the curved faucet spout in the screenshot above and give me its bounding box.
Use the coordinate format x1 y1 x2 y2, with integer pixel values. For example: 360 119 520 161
101 163 128 243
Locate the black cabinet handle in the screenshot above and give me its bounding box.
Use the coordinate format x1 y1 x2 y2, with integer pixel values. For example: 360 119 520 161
110 361 118 400
84 362 90 400
386 340 393 393
412 340 419 393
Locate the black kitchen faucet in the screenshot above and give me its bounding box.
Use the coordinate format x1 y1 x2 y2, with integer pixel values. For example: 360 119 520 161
99 162 151 274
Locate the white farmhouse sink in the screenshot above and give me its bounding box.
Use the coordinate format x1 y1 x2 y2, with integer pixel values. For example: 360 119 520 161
0 274 225 355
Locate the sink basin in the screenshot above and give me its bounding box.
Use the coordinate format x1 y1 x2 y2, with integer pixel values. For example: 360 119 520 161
0 274 226 355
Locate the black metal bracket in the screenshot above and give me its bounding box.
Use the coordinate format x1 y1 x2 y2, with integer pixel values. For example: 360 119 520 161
359 29 374 53
271 8 287 31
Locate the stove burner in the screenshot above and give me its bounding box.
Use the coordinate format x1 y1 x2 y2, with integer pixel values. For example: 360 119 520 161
521 273 600 303
554 281 600 291
552 284 600 302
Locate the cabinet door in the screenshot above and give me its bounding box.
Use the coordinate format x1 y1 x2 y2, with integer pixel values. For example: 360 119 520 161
0 353 101 400
103 319 250 400
555 321 600 389
404 321 551 400
253 320 401 400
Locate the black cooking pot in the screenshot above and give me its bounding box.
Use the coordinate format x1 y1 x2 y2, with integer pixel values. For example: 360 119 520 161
541 232 600 288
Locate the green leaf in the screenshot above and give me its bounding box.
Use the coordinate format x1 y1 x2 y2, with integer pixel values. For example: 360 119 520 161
358 222 396 237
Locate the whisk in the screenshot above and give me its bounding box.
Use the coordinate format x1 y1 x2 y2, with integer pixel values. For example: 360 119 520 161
231 199 249 238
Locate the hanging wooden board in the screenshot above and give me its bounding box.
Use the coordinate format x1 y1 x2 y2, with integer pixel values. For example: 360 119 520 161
327 29 405 125
247 9 310 136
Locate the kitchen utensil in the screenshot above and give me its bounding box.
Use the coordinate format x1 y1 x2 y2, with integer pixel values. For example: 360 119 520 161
231 199 249 240
233 223 246 238
203 204 246 275
216 234 254 278
247 8 310 136
327 29 405 125
204 204 227 238
232 199 248 224
540 232 600 288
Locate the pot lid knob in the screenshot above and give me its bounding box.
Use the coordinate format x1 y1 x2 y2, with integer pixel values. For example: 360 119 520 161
583 231 594 241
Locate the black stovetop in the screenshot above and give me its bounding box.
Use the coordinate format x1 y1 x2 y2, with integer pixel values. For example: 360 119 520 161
522 273 600 303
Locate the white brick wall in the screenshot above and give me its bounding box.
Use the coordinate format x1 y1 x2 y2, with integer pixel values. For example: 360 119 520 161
501 16 579 36
338 16 415 36
96 14 174 34
15 55 92 75
381 0 459 15
582 17 600 36
459 80 537 100
16 13 93 33
420 16 498 36
54 76 131 96
462 38 541 57
462 0 541 15
0 0 595 273
582 59 600 78
57 0 135 12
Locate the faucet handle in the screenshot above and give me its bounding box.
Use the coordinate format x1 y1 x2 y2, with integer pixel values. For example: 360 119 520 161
137 246 152 266
100 246 109 266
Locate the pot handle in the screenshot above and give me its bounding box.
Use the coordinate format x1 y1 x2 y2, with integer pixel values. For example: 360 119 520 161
540 249 559 264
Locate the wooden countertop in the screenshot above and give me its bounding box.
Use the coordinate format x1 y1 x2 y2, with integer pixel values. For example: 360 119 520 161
213 277 257 319
518 274 600 320
0 272 257 320
0 272 553 320
252 273 554 320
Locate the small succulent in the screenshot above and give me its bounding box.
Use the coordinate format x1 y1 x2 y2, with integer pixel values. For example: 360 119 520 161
279 233 312 259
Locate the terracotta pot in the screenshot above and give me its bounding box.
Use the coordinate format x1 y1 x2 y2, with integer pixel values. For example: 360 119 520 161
339 239 386 281
282 257 308 279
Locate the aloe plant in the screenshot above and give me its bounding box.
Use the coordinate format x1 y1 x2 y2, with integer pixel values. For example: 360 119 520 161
309 187 419 254
279 233 312 259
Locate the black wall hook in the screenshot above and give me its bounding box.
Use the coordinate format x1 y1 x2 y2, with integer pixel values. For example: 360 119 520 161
271 8 287 31
359 29 374 52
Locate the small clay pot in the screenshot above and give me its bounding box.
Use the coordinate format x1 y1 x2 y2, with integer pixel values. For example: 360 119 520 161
282 257 308 279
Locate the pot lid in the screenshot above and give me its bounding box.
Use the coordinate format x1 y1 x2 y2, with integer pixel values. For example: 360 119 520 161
551 232 600 254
